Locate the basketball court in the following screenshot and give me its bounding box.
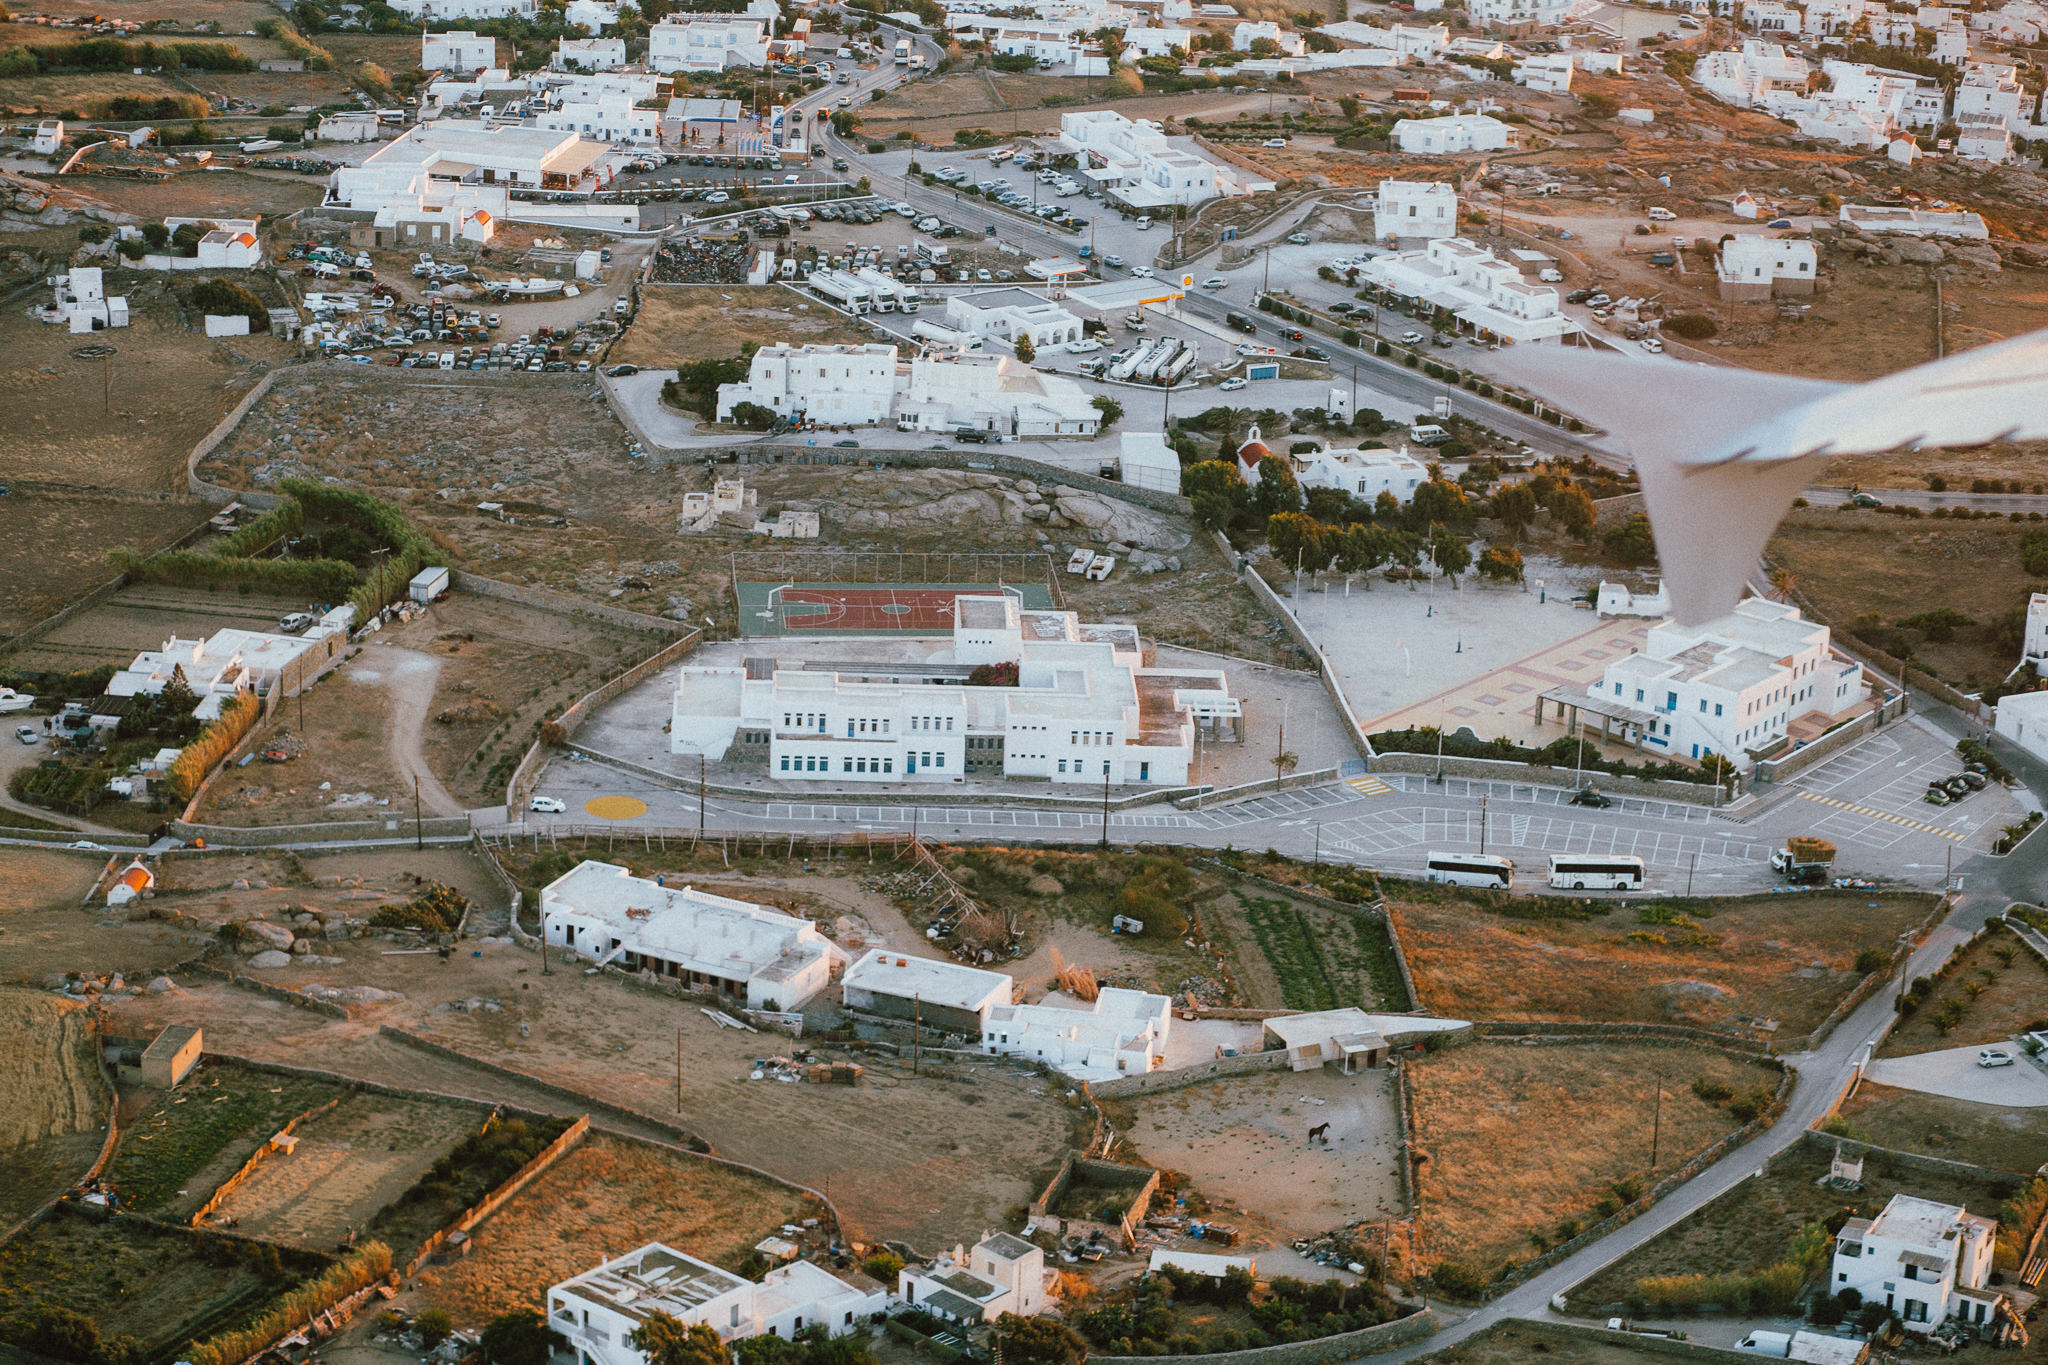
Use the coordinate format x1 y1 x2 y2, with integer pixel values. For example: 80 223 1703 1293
734 581 1057 637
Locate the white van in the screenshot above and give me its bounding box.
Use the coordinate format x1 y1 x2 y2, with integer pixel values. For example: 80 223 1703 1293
1647 206 1677 221
1409 423 1451 445
1424 852 1514 889
307 261 341 279
1538 268 1563 282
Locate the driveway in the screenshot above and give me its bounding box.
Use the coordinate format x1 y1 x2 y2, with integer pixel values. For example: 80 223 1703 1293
372 645 464 819
608 369 715 449
1861 1045 2048 1106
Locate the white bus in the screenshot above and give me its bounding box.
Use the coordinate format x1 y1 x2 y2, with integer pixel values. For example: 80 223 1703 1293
1547 854 1645 891
1423 851 1513 889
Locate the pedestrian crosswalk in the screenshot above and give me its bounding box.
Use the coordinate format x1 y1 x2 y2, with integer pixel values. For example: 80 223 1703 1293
1347 776 1394 797
1798 791 1966 842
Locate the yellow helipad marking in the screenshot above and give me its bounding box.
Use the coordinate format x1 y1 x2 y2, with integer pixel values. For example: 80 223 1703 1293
584 795 649 820
1798 791 1965 841
1347 776 1394 796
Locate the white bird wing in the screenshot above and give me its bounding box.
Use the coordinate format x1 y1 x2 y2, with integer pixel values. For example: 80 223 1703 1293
1497 330 2048 623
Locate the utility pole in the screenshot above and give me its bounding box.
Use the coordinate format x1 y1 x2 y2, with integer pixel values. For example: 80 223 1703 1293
1434 726 1444 783
1312 822 1320 865
1649 1069 1663 1172
1478 793 1488 856
414 776 422 850
912 994 922 1076
1686 851 1697 897
698 754 707 839
1100 767 1111 848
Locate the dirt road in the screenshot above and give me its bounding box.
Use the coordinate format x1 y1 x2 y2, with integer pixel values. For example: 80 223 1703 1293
368 644 463 818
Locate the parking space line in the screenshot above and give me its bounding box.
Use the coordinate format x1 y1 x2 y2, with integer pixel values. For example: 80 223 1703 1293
1798 791 1966 841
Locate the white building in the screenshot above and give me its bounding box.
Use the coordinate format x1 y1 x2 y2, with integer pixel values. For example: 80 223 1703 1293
539 860 843 1010
1994 689 2048 767
1323 19 1448 56
1057 110 1272 209
43 266 128 334
1693 42 1810 108
2021 592 2048 667
554 37 629 69
649 14 773 71
717 343 901 426
899 1233 1047 1324
563 0 621 30
1955 113 2016 162
535 92 659 144
1716 235 1817 301
1954 61 2030 130
1803 0 1866 34
1839 203 1989 239
982 987 1173 1080
1362 237 1574 344
317 111 385 143
105 623 345 720
897 351 1101 438
1585 598 1867 765
1233 19 1306 53
1467 0 1572 28
392 0 536 20
1373 179 1457 243
326 121 618 228
33 119 64 154
549 1244 885 1365
841 951 1015 1035
1288 442 1429 502
1390 113 1512 155
1514 51 1575 91
1121 24 1193 56
1741 0 1799 31
423 29 498 70
944 289 1084 351
1117 431 1181 494
1831 1195 2007 1335
669 595 1238 787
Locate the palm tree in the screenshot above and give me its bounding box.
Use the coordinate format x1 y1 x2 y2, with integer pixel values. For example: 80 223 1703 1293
1767 567 1796 603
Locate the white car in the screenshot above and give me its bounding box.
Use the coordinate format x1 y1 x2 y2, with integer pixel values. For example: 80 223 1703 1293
1979 1048 2015 1068
1102 254 1126 268
1263 138 1287 148
1066 338 1103 353
1202 276 1227 289
15 726 37 745
1130 265 1153 278
1219 376 1247 391
1285 232 1310 245
1639 337 1664 354
1399 330 1426 345
529 796 567 814
705 190 730 204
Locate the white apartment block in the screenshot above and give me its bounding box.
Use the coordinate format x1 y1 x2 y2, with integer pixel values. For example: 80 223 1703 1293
535 93 658 144
392 0 536 20
539 860 844 1010
1121 24 1193 56
716 343 900 426
423 29 497 70
1802 0 1865 34
898 1233 1047 1324
550 1244 885 1365
944 290 1084 350
1954 61 2032 130
1716 235 1817 301
1693 41 1809 108
1362 237 1574 344
983 987 1173 1080
1740 0 1798 31
1932 25 1970 61
649 13 773 71
1974 5 2042 43
1869 15 1918 45
1233 19 1306 53
1390 113 1512 154
897 351 1101 438
1832 1195 2006 1335
563 0 620 30
1289 442 1430 502
1956 113 2016 162
1058 110 1271 209
1587 599 1867 765
1513 50 1574 91
554 37 628 69
668 595 1239 787
1467 0 1572 28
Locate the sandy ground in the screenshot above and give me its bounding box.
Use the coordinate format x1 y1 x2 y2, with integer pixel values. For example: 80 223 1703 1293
1108 1067 1403 1243
0 492 217 638
0 988 113 1226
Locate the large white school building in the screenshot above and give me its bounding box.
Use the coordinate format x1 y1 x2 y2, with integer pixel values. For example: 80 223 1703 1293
668 595 1239 787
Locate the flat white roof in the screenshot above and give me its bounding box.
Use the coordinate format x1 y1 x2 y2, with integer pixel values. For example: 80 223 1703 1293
842 949 1012 1011
1149 1249 1256 1277
542 860 821 980
1261 1008 1466 1048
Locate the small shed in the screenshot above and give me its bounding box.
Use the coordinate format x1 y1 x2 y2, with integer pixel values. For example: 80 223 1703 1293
140 1024 203 1087
106 860 154 907
409 566 450 603
576 249 602 280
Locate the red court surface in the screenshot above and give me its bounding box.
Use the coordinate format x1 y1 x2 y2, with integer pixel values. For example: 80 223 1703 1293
775 587 974 631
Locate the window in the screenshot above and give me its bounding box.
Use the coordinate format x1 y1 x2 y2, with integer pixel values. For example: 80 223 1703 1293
883 758 893 772
935 753 945 768
844 758 853 773
1667 691 1677 711
1699 699 1707 713
1058 760 1068 773
780 756 789 770
1714 703 1723 716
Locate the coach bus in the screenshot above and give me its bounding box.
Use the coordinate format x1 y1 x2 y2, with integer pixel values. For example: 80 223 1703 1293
1547 854 1646 891
1423 851 1514 889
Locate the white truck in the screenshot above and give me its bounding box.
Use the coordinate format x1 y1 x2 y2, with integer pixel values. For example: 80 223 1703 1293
894 39 910 64
912 320 978 349
1733 1330 1790 1357
914 240 951 268
853 267 901 312
1769 837 1837 886
810 270 873 314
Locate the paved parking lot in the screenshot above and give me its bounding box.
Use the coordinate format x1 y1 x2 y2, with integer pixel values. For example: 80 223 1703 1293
1788 722 2020 851
1863 1045 2048 1106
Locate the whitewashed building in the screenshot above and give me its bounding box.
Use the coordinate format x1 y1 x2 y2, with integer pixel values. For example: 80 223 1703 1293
1057 110 1272 209
1121 24 1193 56
539 860 844 1010
841 951 1016 1035
1585 598 1868 765
669 596 1238 787
649 14 773 71
105 623 346 720
1373 179 1457 243
1716 235 1817 301
717 343 900 426
392 0 537 20
550 1244 885 1365
423 29 498 70
318 111 385 142
1693 42 1810 108
1117 431 1181 494
554 37 629 68
1831 1195 2007 1335
983 987 1173 1080
1467 0 1573 28
1233 19 1306 53
326 121 624 230
1362 237 1574 343
1994 690 2048 767
899 1234 1048 1324
897 351 1101 438
564 0 621 29
1288 443 1430 502
1513 51 1575 91
1390 113 1512 154
43 266 128 334
944 289 1084 350
535 92 659 144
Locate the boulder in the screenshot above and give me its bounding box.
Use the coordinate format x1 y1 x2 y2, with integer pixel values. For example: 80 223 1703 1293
244 920 295 950
248 950 293 970
1947 244 2001 272
290 938 314 954
146 976 177 994
1892 239 1943 265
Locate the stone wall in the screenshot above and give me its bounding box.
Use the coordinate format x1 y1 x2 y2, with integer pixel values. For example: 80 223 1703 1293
1192 860 1419 1014
185 369 288 506
1088 1309 1435 1365
1471 1019 1780 1058
1091 1047 1289 1097
1225 534 1374 763
1795 1125 2032 1185
1176 768 1340 810
169 815 473 846
1367 751 1732 806
1754 691 1909 784
451 570 694 638
725 443 1194 518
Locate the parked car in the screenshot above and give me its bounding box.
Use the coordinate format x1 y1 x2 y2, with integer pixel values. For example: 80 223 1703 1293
529 796 566 814
1285 232 1310 245
1639 337 1664 353
1130 265 1153 278
833 439 859 447
1979 1048 2015 1068
1767 217 1793 228
1219 376 1247 391
1569 788 1613 808
1399 330 1426 345
15 726 36 745
1202 276 1227 289
1923 787 1952 806
1102 254 1126 268
1262 138 1288 148
1848 491 1883 508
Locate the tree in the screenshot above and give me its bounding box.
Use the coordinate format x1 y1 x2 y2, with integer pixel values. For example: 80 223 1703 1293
481 1310 567 1365
1182 459 1247 531
860 1250 905 1282
190 277 269 329
1250 456 1302 518
9 1306 102 1365
727 401 778 430
1335 523 1388 581
628 1312 727 1365
1551 483 1597 541
1579 90 1618 117
1476 545 1523 584
1013 332 1035 363
1090 395 1122 428
1427 524 1471 581
141 221 170 250
1266 511 1326 571
415 1311 455 1351
1273 749 1299 780
171 222 205 256
1409 475 1471 530
1600 513 1657 566
994 1315 1087 1365
1491 482 1537 541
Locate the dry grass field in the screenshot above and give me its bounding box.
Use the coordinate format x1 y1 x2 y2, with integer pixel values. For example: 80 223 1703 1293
209 1091 484 1249
414 1132 824 1326
67 170 326 221
0 849 204 983
1814 443 2048 492
1880 926 2048 1058
0 989 111 1227
1767 506 2035 691
1406 1041 1777 1278
1565 1143 2021 1314
0 493 216 637
1390 891 1931 1039
1427 1321 1724 1364
609 284 879 369
1834 1082 2048 1176
110 1063 347 1216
